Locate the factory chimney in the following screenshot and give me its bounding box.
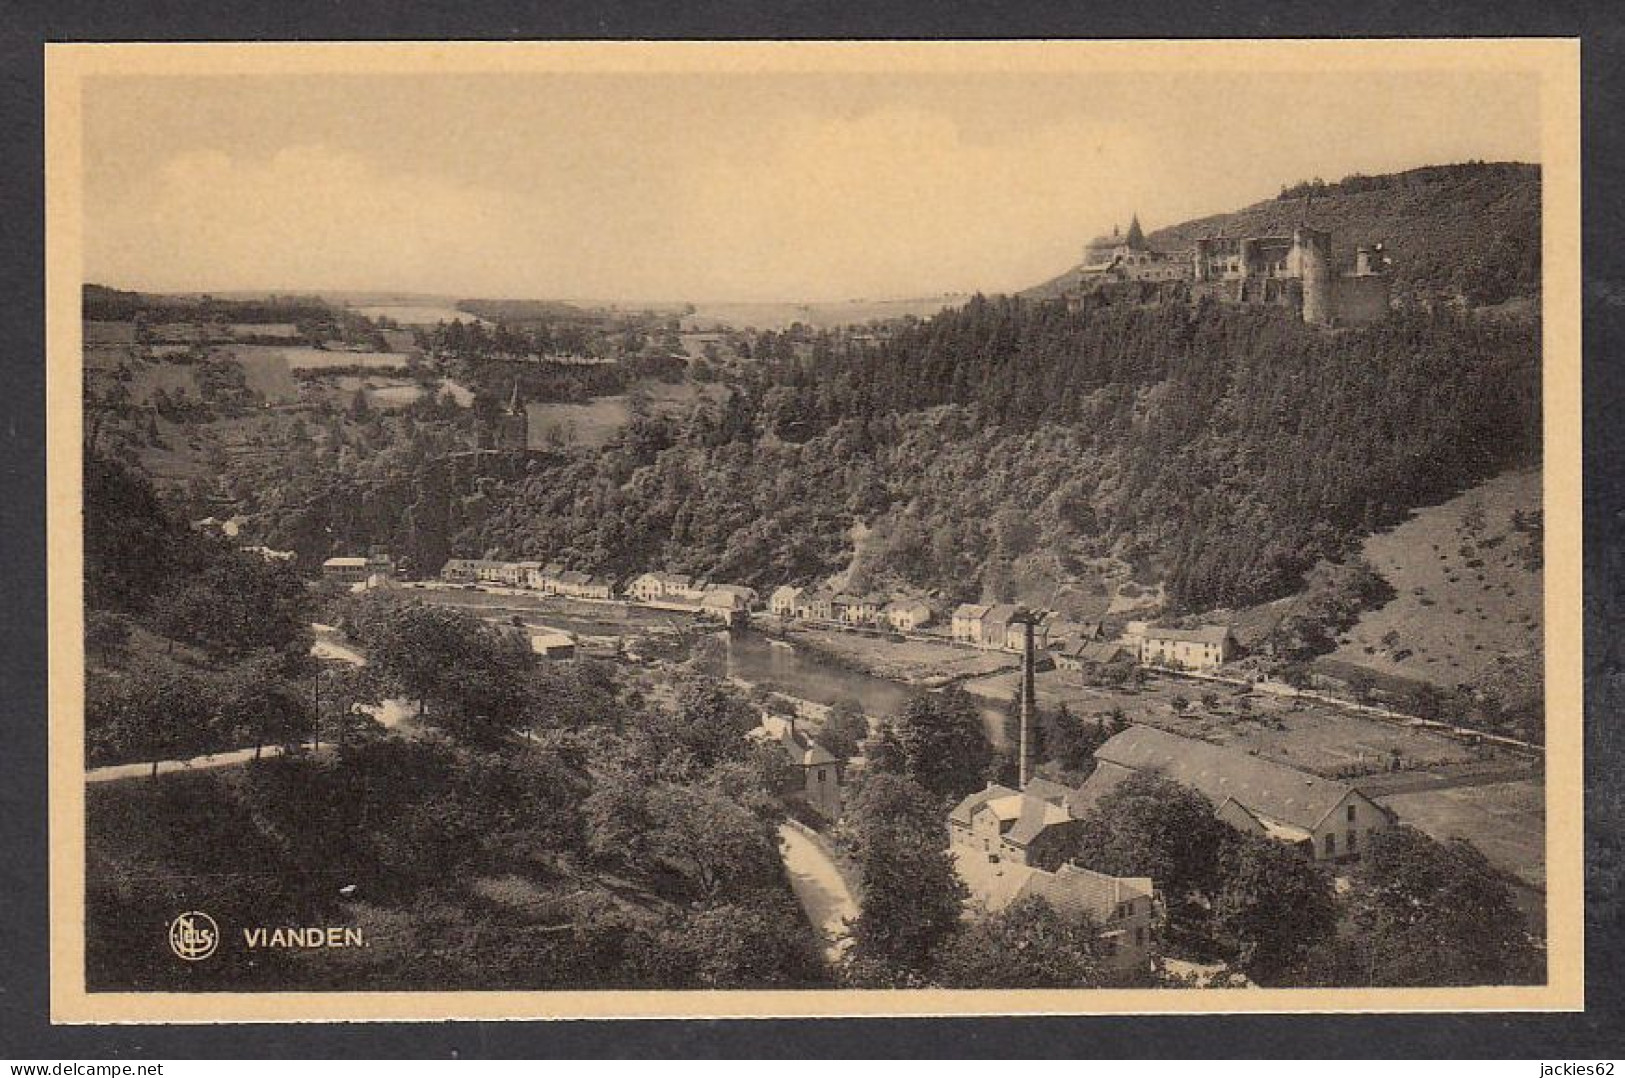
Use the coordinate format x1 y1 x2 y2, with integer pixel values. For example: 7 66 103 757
1019 612 1038 789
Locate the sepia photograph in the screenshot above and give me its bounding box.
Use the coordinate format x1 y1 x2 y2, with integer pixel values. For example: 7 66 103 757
43 39 1582 1022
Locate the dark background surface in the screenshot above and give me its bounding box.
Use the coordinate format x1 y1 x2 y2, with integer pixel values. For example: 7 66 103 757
2 0 1623 1058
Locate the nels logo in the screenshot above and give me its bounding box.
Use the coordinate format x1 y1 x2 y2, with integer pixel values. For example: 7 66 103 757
167 910 220 961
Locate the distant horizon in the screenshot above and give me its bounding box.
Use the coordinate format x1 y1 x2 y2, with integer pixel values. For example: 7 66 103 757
83 155 1540 310
81 61 1543 303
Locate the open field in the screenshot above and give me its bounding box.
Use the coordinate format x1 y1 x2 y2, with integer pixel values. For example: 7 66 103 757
1378 778 1546 893
1327 468 1542 689
786 626 1016 685
276 346 416 371
681 295 971 332
217 346 301 403
351 303 492 327
322 375 472 410
963 665 1503 781
525 380 721 450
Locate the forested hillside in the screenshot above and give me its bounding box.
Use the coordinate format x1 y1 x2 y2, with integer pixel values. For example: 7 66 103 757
1027 163 1540 309
440 298 1539 613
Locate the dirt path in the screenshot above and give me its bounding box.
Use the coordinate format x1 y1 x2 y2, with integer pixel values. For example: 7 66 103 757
777 821 858 964
87 625 413 783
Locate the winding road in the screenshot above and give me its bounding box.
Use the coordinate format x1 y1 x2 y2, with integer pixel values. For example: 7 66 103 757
777 820 858 964
85 624 413 784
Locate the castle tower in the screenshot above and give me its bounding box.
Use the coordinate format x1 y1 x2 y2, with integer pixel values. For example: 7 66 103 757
1017 611 1038 789
1193 237 1213 282
1295 226 1334 325
496 378 529 452
1125 214 1147 251
1355 245 1373 276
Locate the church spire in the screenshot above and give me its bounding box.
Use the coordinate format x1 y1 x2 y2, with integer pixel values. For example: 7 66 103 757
506 377 522 415
1125 213 1146 251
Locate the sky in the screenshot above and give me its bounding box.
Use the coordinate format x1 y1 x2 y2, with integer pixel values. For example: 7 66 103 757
80 67 1543 303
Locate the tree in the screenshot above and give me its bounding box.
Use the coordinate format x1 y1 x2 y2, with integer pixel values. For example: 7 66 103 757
626 677 761 776
647 892 829 988
316 661 384 750
850 824 967 971
84 610 133 663
933 896 1106 988
818 698 870 762
86 661 219 775
1061 772 1232 932
361 602 530 746
643 782 783 901
1210 833 1339 984
840 771 965 974
1334 826 1540 986
1041 703 1098 774
707 741 798 824
868 689 992 803
226 650 315 760
836 771 945 862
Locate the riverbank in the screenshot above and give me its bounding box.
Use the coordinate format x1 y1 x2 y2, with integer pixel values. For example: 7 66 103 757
778 624 1017 686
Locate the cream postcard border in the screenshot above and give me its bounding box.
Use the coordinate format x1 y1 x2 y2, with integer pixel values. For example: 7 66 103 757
43 38 1584 1023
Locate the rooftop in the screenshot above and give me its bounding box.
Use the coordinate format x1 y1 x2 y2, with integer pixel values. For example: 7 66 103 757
1094 725 1367 831
1141 625 1233 646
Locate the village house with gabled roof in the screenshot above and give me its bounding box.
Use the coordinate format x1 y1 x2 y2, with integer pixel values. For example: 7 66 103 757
524 562 563 591
978 604 1023 649
529 632 577 660
951 603 991 643
1077 725 1395 862
883 599 933 632
700 585 756 625
949 782 1089 869
948 780 1155 975
830 594 879 625
1055 640 1134 673
441 557 480 582
796 590 836 621
752 714 843 819
1124 623 1237 670
626 571 712 604
322 556 369 585
550 570 592 597
769 585 805 617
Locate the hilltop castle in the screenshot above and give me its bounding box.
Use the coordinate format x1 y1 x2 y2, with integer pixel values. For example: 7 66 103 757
1068 213 1392 326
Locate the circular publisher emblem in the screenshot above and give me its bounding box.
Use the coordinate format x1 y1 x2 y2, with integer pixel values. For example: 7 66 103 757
168 911 220 961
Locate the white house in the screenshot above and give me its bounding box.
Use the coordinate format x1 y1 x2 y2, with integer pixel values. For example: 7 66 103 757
884 599 933 632
1134 625 1236 670
769 585 805 617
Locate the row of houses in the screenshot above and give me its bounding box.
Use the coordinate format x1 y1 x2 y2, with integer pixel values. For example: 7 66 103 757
432 558 1240 670
768 586 935 632
626 573 759 619
438 560 758 619
441 559 616 600
949 603 1051 652
1050 620 1238 673
321 550 397 588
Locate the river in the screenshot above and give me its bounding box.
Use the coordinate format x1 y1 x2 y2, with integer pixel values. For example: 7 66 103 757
712 630 1007 745
412 589 1007 742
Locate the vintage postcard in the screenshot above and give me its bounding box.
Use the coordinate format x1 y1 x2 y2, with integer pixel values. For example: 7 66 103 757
45 39 1582 1022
